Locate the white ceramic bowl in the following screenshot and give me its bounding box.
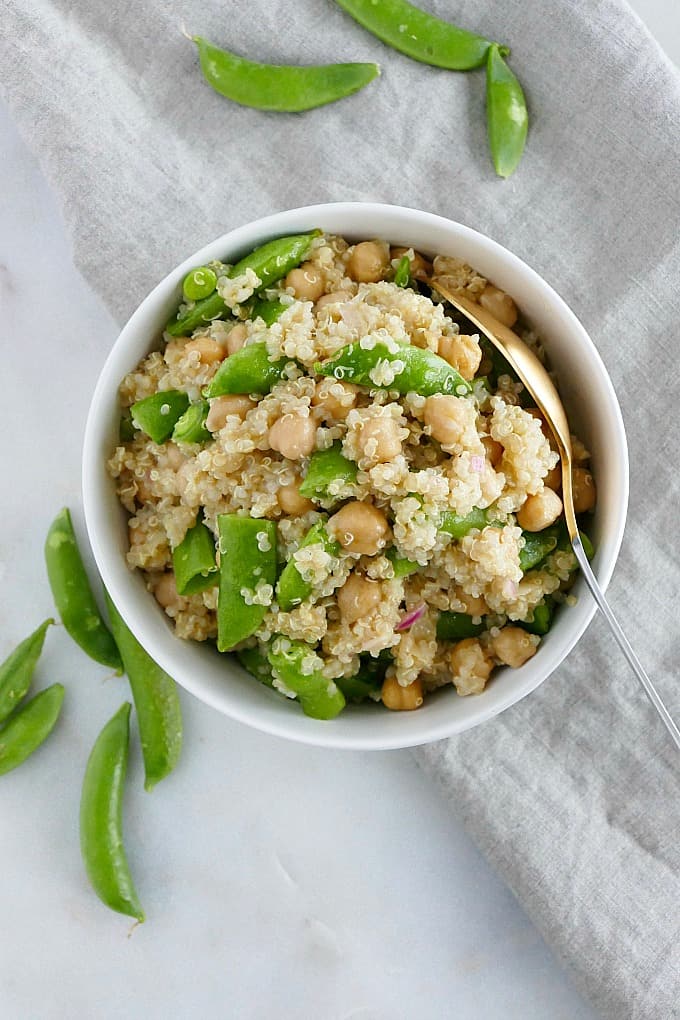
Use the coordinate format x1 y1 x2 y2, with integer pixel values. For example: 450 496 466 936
83 203 628 750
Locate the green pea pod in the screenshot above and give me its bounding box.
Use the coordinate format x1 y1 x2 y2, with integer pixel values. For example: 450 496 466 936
267 640 346 720
519 600 554 636
436 612 485 641
316 341 472 397
172 518 218 596
276 520 341 611
393 256 411 288
486 43 528 179
119 410 137 442
249 297 289 326
386 547 419 578
172 400 211 445
217 516 278 651
80 702 144 922
298 442 358 502
237 645 274 688
0 619 54 724
131 390 190 444
166 291 229 338
105 595 182 792
439 507 489 539
518 529 559 572
335 0 503 70
206 342 292 397
0 683 64 777
45 509 123 673
192 36 379 112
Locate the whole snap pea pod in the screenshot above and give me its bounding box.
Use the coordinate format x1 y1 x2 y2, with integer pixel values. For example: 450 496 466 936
131 390 190 444
267 640 346 720
439 507 489 540
167 232 320 337
80 702 144 922
518 529 559 572
486 43 528 179
519 600 554 636
316 341 472 397
436 611 485 642
276 520 341 612
172 400 211 445
298 441 358 502
248 297 289 326
105 594 182 792
386 547 419 578
172 518 218 596
45 509 123 673
0 683 64 777
0 619 53 724
237 644 274 688
206 342 292 397
192 36 379 112
217 516 278 651
393 255 412 289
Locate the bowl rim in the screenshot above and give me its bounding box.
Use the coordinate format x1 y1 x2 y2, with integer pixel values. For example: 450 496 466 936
83 202 629 750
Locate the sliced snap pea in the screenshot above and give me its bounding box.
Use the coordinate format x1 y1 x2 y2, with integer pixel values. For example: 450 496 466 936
45 509 123 673
0 619 53 725
518 529 559 572
0 683 64 777
298 442 358 502
276 520 340 612
166 291 228 338
236 645 274 688
80 702 144 922
217 516 278 652
183 266 217 302
519 600 554 636
131 390 190 444
439 507 489 539
267 640 346 720
335 0 503 71
105 594 182 792
192 36 379 112
316 341 472 397
205 342 291 397
119 410 138 443
248 296 289 326
436 611 485 641
393 255 412 288
486 43 528 179
172 518 218 596
336 653 389 703
386 547 419 578
172 400 211 445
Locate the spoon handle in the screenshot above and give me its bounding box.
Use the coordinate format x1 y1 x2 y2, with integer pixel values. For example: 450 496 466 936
571 535 680 750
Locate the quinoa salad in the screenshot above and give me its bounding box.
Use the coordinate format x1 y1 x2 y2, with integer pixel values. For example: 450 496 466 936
108 232 597 719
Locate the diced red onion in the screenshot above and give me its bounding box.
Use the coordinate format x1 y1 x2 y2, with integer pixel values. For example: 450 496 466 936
470 455 484 474
396 603 426 631
503 579 518 597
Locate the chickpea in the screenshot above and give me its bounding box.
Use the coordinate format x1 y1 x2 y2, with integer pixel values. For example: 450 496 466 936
226 323 247 356
183 335 225 365
337 572 382 624
572 467 596 513
491 626 537 669
516 488 563 532
423 394 470 447
153 572 183 611
277 481 315 516
206 394 255 432
544 462 562 491
328 501 391 556
285 262 325 302
381 674 424 711
316 290 352 311
268 414 317 460
390 246 432 281
449 638 494 697
311 379 358 421
347 241 390 283
453 586 487 617
479 284 518 328
481 434 504 468
356 416 402 465
437 334 482 381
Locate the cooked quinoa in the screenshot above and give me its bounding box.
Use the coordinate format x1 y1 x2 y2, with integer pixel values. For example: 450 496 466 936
108 233 597 717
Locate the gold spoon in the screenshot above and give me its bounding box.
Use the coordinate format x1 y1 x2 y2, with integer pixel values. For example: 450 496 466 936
431 279 680 751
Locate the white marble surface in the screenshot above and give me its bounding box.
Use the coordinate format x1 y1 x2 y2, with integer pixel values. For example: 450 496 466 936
0 5 675 1018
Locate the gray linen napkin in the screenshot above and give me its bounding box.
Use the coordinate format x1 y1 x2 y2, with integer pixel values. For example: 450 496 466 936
2 0 679 1015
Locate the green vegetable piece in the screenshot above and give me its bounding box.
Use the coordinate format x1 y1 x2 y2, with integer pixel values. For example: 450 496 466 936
183 266 217 302
172 400 211 445
335 0 502 70
519 600 554 636
172 518 218 596
276 521 340 612
192 35 379 112
249 297 289 326
316 341 472 397
336 654 387 703
436 612 485 641
45 509 123 673
166 291 228 338
130 390 190 444
439 507 489 539
580 532 595 560
0 619 53 725
394 255 411 288
267 640 346 720
486 43 529 179
519 530 559 572
206 342 291 397
236 645 274 688
386 547 419 578
0 683 64 777
119 410 137 442
298 442 359 501
106 595 183 792
80 702 144 922
217 516 278 651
